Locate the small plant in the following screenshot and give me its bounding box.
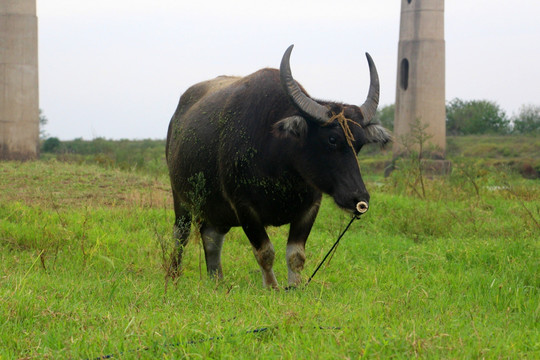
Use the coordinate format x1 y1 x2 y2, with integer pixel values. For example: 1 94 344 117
449 158 490 203
186 172 210 281
159 172 209 285
154 223 177 292
503 182 540 230
392 118 436 199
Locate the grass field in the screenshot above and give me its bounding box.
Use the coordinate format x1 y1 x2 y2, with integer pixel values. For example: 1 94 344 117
1 149 539 358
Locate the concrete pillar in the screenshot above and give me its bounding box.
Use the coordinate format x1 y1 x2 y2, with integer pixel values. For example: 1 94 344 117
393 0 446 159
0 0 39 160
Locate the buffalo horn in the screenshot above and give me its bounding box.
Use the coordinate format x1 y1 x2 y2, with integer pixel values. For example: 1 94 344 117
359 53 380 123
280 45 330 124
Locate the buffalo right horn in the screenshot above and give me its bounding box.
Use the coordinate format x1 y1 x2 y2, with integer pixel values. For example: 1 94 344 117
280 45 330 124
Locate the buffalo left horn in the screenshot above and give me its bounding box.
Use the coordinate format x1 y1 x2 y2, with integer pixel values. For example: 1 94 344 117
359 52 380 123
280 45 330 124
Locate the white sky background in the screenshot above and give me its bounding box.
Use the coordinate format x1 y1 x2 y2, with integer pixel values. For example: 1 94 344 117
37 0 540 140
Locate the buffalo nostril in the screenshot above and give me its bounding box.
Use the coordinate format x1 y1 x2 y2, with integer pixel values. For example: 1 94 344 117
356 201 369 214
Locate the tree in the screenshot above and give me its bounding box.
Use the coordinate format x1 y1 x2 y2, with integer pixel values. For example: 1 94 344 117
42 137 62 153
374 104 394 131
39 109 49 140
512 104 540 134
446 98 510 135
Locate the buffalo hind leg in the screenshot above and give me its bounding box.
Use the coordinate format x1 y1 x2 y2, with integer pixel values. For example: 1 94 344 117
171 199 192 277
200 223 229 278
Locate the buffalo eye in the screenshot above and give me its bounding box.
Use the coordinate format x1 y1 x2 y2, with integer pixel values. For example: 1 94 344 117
328 136 337 147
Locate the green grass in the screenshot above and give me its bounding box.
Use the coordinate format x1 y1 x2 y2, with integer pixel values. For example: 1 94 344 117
446 135 540 158
1 159 539 359
358 135 540 178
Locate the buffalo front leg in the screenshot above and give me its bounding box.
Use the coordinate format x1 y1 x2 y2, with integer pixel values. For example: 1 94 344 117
286 242 306 287
236 207 278 289
251 241 278 289
287 202 320 287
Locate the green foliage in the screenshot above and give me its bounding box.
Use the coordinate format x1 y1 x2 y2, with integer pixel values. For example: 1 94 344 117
373 103 394 131
41 137 63 153
446 98 510 135
512 104 540 134
39 109 48 140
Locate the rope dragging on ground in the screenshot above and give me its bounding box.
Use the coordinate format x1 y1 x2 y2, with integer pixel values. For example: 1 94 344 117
305 214 360 287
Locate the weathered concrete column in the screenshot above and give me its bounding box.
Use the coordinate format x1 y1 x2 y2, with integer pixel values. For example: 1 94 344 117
0 0 39 160
393 0 446 159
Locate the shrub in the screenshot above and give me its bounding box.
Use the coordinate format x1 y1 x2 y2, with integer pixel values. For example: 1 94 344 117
41 137 63 153
446 98 510 135
512 104 540 134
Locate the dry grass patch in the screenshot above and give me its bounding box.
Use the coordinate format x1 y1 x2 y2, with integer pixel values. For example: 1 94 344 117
0 160 172 209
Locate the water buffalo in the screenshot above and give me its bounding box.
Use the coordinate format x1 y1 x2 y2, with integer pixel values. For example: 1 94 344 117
166 45 391 288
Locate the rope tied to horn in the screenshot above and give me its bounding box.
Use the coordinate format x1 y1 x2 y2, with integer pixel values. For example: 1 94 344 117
326 110 362 150
324 110 364 175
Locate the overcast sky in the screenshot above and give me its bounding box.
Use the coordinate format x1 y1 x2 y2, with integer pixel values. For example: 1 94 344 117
37 0 540 140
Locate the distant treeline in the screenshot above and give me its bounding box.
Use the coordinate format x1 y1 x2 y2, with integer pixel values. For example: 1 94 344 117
375 99 540 135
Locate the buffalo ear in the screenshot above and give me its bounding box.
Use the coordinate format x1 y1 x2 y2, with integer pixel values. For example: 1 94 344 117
272 116 308 140
364 123 392 146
